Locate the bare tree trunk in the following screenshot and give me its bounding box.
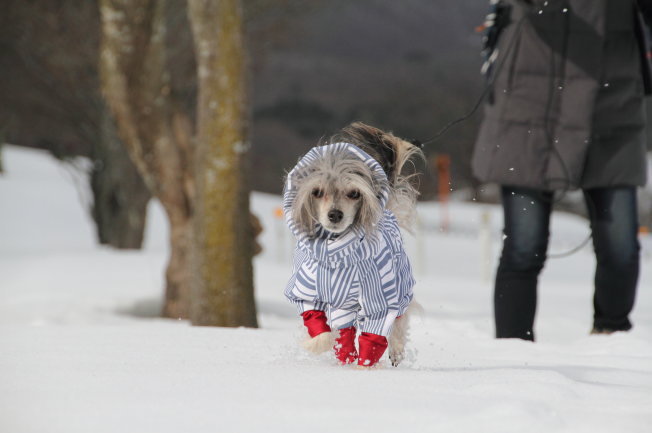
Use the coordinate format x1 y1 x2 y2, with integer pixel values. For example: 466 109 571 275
0 0 151 250
91 108 151 249
99 0 195 318
188 0 258 327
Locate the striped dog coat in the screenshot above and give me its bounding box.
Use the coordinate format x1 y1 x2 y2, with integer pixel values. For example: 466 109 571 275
283 142 415 337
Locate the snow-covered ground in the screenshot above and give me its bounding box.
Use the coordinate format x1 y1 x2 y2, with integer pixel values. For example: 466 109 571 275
1 145 651 433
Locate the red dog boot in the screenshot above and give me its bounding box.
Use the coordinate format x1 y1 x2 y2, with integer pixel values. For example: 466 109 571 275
357 332 388 367
334 326 358 364
301 310 331 337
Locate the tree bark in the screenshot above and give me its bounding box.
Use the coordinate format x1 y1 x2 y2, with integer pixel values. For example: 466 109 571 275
99 0 195 318
0 0 151 248
91 108 151 249
188 0 258 327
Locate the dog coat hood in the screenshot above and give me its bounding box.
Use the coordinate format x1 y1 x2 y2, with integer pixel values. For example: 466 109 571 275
284 141 390 238
284 142 392 265
283 142 414 336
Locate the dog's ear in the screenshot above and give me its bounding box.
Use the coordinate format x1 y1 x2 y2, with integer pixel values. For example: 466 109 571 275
351 178 383 235
291 181 318 236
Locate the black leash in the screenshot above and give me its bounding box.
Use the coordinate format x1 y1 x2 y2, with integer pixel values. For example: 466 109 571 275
412 1 523 148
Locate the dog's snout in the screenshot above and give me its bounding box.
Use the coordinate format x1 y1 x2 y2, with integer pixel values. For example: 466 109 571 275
327 209 344 223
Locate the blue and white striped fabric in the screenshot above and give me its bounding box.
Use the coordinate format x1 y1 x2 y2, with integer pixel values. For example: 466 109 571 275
283 142 415 337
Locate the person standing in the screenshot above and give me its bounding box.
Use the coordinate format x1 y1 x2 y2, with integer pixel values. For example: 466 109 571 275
473 0 651 340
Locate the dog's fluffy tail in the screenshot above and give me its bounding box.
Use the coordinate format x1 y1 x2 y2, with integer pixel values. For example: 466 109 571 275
338 122 424 231
387 138 423 232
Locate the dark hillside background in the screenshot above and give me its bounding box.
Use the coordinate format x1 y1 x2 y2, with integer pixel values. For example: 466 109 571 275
249 0 487 198
0 1 503 198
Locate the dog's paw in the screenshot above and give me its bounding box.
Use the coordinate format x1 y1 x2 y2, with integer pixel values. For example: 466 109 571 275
388 349 405 367
302 331 334 354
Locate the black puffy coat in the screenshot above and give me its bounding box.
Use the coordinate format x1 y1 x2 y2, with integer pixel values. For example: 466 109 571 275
472 0 649 190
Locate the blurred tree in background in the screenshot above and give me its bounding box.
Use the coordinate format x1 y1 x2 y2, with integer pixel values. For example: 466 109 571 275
99 0 198 320
0 0 151 249
99 0 259 324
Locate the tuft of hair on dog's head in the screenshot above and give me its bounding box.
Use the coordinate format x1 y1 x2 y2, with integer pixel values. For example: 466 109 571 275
290 148 386 237
334 122 424 232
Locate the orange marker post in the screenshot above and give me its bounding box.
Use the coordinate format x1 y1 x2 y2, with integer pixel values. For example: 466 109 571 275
274 206 286 262
434 154 451 232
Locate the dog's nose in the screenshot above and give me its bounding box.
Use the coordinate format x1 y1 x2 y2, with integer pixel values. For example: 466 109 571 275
327 209 343 223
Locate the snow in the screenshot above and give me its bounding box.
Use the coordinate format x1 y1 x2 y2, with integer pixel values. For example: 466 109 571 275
1 144 651 433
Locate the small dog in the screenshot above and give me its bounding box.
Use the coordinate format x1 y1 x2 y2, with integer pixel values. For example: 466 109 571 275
283 122 423 367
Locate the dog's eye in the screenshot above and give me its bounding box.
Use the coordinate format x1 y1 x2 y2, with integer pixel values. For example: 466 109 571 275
347 190 361 200
312 188 324 198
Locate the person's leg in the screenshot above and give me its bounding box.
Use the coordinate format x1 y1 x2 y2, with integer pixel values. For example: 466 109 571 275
584 187 640 332
495 186 552 341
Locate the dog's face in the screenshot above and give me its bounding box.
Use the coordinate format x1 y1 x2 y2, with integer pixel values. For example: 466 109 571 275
291 152 384 236
310 181 363 234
